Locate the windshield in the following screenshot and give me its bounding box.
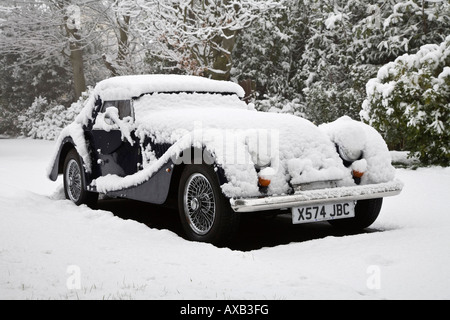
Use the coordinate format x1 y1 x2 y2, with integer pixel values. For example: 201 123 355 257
133 92 251 115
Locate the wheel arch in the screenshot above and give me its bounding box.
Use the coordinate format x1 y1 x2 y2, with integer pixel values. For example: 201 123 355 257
164 146 228 206
48 137 77 181
176 159 240 245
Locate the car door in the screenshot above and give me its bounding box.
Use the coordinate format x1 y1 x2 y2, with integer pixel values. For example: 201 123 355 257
90 99 141 178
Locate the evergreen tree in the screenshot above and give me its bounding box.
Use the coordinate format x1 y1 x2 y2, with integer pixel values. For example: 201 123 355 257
361 36 450 166
232 0 309 114
300 0 372 124
0 54 72 135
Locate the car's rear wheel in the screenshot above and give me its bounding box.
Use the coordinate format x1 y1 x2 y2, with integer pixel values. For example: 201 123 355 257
327 198 383 231
178 164 240 245
63 149 98 207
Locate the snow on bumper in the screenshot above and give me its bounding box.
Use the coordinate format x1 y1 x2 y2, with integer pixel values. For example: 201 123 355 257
230 180 403 213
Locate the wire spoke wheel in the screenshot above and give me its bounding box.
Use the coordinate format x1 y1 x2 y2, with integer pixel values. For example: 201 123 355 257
183 173 216 235
65 159 82 202
178 164 240 245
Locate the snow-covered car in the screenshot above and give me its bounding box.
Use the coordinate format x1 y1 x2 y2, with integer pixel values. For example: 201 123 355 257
48 75 403 245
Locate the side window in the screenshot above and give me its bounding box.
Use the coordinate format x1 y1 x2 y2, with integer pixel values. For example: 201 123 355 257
101 100 133 120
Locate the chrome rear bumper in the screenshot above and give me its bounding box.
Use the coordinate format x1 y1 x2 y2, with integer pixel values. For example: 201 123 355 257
230 180 403 213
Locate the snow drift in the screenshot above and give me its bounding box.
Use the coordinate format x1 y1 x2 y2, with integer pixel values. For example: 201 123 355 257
1 139 449 300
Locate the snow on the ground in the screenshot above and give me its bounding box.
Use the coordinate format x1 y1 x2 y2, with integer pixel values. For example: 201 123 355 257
1 138 449 300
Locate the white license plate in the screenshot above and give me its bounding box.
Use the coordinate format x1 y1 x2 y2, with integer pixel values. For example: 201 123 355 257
292 201 355 224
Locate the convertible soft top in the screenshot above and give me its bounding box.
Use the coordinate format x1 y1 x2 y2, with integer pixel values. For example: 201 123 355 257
94 74 246 101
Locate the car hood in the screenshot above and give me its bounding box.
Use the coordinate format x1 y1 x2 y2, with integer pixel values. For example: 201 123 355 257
133 104 351 198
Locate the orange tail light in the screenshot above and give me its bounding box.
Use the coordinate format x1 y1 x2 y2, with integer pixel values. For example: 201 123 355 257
258 177 271 187
352 170 364 178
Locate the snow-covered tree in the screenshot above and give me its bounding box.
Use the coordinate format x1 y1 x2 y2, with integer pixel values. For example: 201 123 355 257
1 0 449 145
300 0 449 125
379 0 449 61
3 1 86 99
233 0 378 123
102 1 158 77
361 36 450 166
353 0 450 65
299 0 374 124
134 0 278 80
232 0 308 109
0 52 73 135
0 0 104 99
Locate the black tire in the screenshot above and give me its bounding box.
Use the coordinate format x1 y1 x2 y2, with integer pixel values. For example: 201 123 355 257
63 149 98 207
178 164 240 245
328 198 383 231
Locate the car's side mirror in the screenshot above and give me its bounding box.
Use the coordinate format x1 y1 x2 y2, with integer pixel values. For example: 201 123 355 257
103 107 117 126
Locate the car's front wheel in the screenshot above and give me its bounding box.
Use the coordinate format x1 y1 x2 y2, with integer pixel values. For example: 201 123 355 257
63 149 98 207
178 164 240 245
328 198 383 231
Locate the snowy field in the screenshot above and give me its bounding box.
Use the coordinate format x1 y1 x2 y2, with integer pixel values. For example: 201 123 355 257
0 138 449 300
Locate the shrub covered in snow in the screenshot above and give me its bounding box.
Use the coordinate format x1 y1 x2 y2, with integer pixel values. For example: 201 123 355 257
361 36 450 166
18 89 91 140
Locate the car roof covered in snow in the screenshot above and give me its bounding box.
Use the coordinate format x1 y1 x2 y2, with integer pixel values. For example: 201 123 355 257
94 74 245 101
